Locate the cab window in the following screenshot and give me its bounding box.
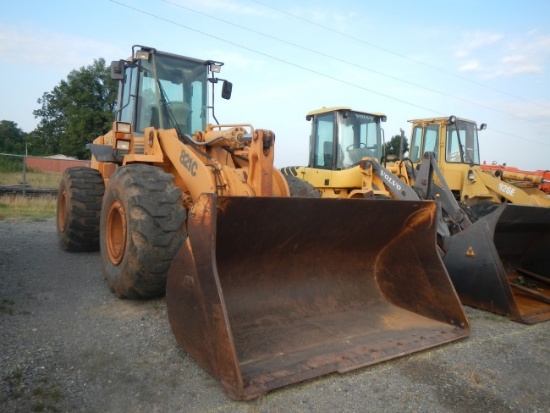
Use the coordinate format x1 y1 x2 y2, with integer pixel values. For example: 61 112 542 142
312 113 336 169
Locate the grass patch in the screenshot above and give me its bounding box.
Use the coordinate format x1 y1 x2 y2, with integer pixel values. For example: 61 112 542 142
4 368 24 399
4 367 63 411
30 384 63 412
0 298 15 315
0 195 57 222
0 156 23 172
0 171 62 189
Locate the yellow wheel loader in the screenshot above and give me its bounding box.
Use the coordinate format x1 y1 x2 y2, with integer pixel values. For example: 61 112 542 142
282 108 550 324
56 49 469 400
408 115 550 209
281 107 414 199
413 152 550 324
407 116 550 323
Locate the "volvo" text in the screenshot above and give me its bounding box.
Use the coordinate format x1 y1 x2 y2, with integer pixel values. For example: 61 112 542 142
380 171 402 191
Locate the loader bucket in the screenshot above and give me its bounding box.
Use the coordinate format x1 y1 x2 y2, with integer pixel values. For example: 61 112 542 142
443 204 550 324
166 194 469 400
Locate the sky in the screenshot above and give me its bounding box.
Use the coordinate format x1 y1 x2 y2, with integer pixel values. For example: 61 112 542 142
1 0 550 170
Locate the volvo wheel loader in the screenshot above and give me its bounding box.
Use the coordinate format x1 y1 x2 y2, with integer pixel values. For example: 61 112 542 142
280 107 415 199
56 50 469 400
281 108 550 324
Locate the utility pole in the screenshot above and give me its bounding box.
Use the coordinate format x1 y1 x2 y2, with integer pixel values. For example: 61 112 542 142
22 142 30 196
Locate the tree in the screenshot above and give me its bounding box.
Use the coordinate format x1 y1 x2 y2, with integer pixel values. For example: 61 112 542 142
0 120 26 154
384 134 409 159
33 59 118 159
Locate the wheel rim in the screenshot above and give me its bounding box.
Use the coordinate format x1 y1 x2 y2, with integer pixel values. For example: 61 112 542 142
106 199 127 265
58 189 67 232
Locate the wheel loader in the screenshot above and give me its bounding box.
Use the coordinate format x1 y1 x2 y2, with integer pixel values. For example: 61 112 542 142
280 107 415 199
56 48 469 400
407 116 550 323
281 108 550 324
407 115 550 209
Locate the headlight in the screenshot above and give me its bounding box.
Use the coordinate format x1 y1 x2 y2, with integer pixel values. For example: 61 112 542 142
116 122 132 133
116 139 130 151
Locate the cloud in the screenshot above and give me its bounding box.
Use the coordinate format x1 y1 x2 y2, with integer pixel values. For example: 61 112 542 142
454 30 549 78
486 65 543 79
454 31 504 58
535 34 550 49
0 26 122 75
501 55 526 64
458 61 481 73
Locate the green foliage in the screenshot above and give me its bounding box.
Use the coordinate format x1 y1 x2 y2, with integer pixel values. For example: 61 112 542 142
33 59 118 159
25 129 54 157
384 134 409 159
0 120 27 154
0 155 23 172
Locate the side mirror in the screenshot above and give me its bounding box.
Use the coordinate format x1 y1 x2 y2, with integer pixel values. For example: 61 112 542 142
221 80 232 100
110 60 125 81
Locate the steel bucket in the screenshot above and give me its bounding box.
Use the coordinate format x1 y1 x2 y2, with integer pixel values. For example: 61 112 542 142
443 204 550 324
167 194 469 399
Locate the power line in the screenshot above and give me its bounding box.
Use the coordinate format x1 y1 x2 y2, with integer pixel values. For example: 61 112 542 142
107 0 550 148
251 0 550 113
108 0 444 114
160 0 550 129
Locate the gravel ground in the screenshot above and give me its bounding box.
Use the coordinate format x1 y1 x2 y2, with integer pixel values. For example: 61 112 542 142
1 218 548 413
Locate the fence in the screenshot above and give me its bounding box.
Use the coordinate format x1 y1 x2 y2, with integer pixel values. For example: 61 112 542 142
0 153 90 194
25 156 90 173
1 153 89 172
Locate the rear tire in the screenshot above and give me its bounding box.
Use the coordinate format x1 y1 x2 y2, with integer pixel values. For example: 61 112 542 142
57 167 105 252
100 164 186 299
284 175 321 198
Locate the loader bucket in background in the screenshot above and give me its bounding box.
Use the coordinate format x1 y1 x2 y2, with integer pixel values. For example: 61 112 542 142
166 194 469 400
443 204 550 324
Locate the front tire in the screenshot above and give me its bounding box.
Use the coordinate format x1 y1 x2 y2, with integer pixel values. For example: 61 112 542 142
57 167 105 252
100 164 186 299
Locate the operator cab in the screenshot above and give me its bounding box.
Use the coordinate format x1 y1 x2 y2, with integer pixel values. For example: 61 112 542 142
111 45 232 137
408 116 485 165
307 107 386 170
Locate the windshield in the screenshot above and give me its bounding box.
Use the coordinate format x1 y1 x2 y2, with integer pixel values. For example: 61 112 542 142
409 124 439 162
311 111 382 170
446 120 480 164
118 51 208 135
339 112 382 168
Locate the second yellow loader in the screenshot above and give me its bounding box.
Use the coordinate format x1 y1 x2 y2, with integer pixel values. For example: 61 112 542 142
282 107 550 324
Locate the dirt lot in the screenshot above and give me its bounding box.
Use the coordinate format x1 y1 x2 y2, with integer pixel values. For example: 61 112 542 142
1 218 548 413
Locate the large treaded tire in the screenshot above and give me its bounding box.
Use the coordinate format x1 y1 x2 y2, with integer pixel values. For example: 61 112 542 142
284 174 321 198
57 167 105 252
100 164 186 299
